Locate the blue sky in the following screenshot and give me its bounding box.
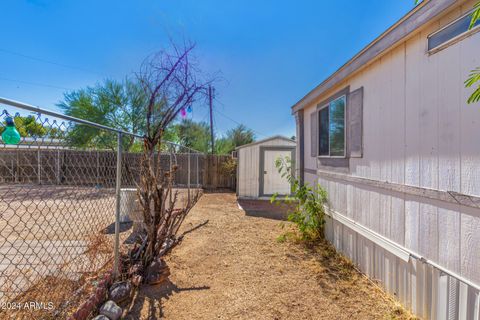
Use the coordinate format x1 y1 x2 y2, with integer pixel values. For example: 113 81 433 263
0 0 412 139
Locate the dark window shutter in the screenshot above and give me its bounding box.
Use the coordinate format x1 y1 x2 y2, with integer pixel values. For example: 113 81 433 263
348 87 363 158
310 111 318 157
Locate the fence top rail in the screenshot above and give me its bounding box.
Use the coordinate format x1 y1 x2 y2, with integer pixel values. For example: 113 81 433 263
0 97 204 154
0 97 143 138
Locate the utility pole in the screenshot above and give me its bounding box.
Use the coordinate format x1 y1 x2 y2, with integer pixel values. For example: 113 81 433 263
208 85 215 154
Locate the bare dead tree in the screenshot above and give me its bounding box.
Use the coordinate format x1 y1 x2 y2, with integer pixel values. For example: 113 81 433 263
130 42 211 283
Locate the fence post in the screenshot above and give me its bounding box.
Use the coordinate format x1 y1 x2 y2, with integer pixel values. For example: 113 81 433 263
203 154 208 189
56 149 61 185
15 149 19 183
196 153 199 187
11 157 14 182
114 133 122 277
187 151 191 205
37 148 41 185
96 151 100 186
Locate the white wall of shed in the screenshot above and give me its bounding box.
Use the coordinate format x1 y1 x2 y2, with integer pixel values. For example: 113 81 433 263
237 138 296 198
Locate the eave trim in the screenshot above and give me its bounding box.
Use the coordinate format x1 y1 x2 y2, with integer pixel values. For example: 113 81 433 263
291 0 457 113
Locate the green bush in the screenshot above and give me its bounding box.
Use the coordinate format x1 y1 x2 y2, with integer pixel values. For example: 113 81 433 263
271 156 328 242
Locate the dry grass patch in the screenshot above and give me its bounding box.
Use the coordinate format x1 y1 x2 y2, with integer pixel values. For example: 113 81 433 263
278 229 417 319
123 193 418 320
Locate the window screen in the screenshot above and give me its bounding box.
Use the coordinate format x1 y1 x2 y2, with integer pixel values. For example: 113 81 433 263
317 96 346 157
318 107 329 156
428 12 480 51
329 97 345 156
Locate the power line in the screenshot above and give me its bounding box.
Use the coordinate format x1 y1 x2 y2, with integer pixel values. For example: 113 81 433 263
213 108 269 138
211 93 269 138
0 48 105 77
199 109 210 123
0 76 74 91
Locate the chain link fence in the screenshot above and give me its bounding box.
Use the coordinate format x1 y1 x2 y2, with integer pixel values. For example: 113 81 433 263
0 98 205 318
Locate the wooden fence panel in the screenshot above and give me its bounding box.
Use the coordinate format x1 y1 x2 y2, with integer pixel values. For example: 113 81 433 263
204 155 236 190
0 149 236 191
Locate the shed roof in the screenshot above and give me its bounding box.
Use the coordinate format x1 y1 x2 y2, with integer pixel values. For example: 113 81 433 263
291 0 457 113
235 135 296 150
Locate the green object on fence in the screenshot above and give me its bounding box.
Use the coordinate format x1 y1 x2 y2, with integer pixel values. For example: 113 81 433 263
2 117 21 145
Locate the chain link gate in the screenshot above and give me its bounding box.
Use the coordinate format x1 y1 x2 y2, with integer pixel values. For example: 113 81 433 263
0 98 204 318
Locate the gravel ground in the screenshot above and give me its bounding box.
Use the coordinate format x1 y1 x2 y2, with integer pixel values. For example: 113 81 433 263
124 193 414 320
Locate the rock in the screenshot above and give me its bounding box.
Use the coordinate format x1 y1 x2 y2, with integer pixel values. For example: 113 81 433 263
145 259 170 285
99 300 122 320
92 316 109 320
160 238 174 251
109 281 132 304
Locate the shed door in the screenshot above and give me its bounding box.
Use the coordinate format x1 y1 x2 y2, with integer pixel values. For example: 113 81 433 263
263 149 291 195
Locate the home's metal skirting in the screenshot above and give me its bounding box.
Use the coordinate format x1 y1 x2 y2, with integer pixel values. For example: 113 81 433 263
325 206 480 292
325 206 410 262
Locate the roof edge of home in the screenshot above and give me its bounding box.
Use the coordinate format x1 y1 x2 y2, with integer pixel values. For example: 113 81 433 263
235 135 296 150
291 0 458 113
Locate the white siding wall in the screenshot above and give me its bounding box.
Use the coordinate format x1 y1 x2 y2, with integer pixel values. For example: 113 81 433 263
237 138 296 198
303 2 480 319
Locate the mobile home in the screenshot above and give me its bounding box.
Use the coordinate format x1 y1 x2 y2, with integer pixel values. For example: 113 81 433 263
293 0 480 318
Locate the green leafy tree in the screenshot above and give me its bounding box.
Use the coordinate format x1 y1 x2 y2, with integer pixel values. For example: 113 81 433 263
163 125 180 145
215 137 235 154
58 79 149 150
227 124 254 149
15 116 46 137
214 124 255 154
46 126 65 139
176 119 211 152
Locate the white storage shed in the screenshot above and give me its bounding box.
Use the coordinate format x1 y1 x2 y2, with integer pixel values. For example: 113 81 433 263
236 136 296 199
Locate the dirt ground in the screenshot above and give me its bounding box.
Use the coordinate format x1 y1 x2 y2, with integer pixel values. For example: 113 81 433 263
0 184 194 317
124 193 414 320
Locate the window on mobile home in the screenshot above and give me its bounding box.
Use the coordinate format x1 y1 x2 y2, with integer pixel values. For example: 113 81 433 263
428 11 480 51
318 95 346 157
